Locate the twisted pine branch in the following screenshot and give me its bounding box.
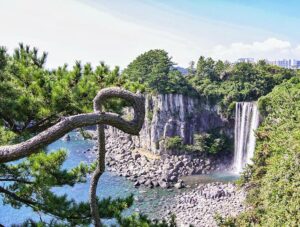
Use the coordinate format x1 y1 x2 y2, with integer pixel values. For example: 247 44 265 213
0 88 145 163
90 88 145 226
0 87 145 227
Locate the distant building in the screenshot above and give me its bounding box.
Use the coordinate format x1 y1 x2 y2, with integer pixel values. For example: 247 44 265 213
291 59 300 69
270 59 300 69
237 58 255 63
235 58 300 69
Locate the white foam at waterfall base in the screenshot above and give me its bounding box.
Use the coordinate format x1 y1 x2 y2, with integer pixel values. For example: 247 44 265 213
233 102 260 174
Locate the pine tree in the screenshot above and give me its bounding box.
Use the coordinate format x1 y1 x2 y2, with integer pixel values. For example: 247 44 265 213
0 45 176 226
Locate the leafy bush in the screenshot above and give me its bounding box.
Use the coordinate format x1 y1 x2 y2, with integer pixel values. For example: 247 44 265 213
186 132 231 155
165 136 183 150
231 76 300 226
165 131 231 155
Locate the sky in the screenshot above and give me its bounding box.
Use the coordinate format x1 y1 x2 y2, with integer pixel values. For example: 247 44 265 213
0 0 300 69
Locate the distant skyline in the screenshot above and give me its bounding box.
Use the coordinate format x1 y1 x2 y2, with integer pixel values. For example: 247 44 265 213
0 0 300 69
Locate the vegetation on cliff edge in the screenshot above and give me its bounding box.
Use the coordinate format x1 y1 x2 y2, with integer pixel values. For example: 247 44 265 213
218 76 300 226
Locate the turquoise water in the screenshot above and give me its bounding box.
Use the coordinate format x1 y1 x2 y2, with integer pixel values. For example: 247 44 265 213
0 132 238 226
0 132 177 226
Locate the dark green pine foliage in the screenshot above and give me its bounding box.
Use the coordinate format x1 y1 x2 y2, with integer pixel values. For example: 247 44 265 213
0 43 131 136
0 45 177 226
0 150 134 226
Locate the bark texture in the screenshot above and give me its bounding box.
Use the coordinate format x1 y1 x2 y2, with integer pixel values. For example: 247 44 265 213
0 87 145 226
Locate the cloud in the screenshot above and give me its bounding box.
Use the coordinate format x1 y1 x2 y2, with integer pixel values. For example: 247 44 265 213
0 1 298 68
209 38 300 61
0 0 277 69
0 0 193 69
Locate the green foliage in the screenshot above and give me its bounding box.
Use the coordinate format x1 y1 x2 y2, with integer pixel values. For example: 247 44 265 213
0 44 129 135
122 49 173 85
232 76 300 226
165 131 231 155
0 149 136 225
122 49 196 95
185 131 232 155
165 136 183 150
0 126 17 145
188 57 297 117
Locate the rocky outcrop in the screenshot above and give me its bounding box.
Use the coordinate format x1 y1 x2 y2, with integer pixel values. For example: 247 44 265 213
113 94 233 155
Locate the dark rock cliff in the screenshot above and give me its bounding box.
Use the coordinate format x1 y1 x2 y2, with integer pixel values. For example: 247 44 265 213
109 94 234 155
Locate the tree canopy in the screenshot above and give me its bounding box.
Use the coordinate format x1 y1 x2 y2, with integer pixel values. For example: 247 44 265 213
188 56 297 116
121 49 195 94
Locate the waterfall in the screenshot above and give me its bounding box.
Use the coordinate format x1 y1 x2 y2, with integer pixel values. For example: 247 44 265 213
233 102 260 173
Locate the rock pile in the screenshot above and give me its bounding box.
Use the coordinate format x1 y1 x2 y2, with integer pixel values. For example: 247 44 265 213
158 183 246 226
86 129 231 189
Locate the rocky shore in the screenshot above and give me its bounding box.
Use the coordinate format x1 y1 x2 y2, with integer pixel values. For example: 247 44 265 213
156 182 246 227
83 130 246 226
86 129 231 189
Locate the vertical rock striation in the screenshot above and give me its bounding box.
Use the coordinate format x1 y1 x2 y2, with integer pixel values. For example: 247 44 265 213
123 94 233 154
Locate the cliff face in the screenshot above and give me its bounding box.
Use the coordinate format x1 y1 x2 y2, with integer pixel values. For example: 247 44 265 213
118 94 233 155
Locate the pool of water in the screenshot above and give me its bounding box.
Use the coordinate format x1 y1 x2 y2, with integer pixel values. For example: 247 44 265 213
0 132 239 226
0 132 178 226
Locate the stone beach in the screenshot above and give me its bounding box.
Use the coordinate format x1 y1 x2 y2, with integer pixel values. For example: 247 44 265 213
156 182 246 227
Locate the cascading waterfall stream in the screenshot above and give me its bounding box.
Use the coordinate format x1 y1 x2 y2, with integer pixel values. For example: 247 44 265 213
233 102 260 174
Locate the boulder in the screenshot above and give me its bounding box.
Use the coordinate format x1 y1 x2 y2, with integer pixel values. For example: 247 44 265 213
159 181 170 189
174 181 184 189
134 181 140 187
132 152 141 160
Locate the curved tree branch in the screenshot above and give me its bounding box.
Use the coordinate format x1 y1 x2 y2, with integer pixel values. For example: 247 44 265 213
90 87 147 226
0 88 145 163
0 87 145 227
